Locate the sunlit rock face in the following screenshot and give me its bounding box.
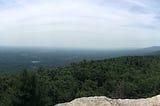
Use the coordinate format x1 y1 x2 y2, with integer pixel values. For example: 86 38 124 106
55 95 160 106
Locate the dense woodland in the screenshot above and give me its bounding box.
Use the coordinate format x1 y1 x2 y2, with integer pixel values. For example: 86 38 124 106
0 56 160 106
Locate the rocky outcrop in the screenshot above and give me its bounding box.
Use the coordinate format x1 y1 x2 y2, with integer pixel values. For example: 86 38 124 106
55 95 160 106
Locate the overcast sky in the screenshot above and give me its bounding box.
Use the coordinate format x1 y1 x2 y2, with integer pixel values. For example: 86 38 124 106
0 0 160 49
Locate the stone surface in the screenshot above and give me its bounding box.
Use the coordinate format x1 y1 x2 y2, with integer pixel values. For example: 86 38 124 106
55 95 160 106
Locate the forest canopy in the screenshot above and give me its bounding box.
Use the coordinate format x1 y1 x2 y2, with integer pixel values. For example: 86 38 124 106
0 56 160 106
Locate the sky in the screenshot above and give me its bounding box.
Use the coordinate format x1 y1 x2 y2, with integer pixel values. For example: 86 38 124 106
0 0 160 49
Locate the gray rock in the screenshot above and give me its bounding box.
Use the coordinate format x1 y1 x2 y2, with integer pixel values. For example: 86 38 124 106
55 95 160 106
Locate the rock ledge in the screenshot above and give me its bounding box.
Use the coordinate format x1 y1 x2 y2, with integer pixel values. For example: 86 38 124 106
55 95 160 106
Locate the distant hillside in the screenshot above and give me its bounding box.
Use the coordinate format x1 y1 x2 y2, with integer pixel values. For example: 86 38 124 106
126 46 160 55
149 51 160 55
135 46 160 54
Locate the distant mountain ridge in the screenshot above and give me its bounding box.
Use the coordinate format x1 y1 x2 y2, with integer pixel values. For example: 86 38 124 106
140 46 160 55
139 46 160 52
122 46 160 56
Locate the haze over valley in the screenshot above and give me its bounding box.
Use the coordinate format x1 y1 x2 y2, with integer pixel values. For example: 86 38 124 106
0 46 160 73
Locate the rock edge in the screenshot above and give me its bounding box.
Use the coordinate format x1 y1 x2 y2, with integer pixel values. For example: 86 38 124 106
55 95 160 106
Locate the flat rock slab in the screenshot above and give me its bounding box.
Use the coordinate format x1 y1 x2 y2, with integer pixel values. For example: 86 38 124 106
56 95 160 106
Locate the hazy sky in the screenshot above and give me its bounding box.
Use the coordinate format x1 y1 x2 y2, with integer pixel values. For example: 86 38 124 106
0 0 160 49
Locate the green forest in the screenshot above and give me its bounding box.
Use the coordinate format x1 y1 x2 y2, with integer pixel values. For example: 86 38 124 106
0 56 160 106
